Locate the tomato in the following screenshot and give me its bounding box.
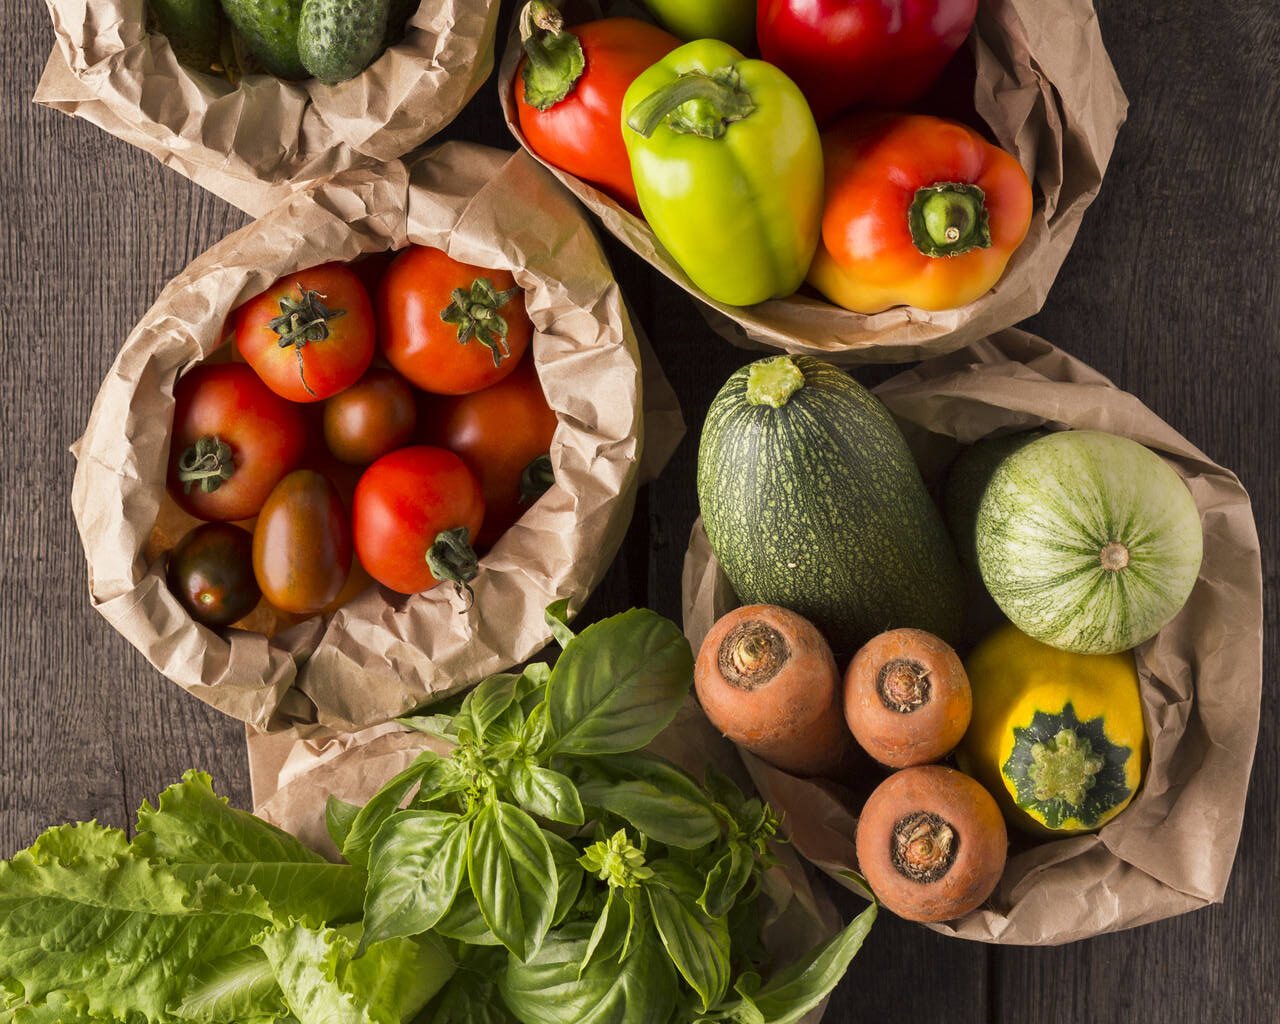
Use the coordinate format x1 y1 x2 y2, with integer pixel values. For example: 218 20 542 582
166 523 260 627
252 470 353 614
167 363 306 522
323 368 418 465
377 246 533 395
423 355 558 549
234 262 375 402
352 446 485 595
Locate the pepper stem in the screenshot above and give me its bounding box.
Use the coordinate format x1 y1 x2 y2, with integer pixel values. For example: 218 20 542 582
267 286 347 398
907 183 992 258
439 278 522 368
744 356 804 408
626 66 756 140
426 526 480 605
519 1 586 111
519 453 555 504
176 436 235 494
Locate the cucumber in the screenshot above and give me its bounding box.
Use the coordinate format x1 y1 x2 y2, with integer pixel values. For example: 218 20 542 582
149 0 224 70
697 355 965 655
220 0 307 79
299 0 390 84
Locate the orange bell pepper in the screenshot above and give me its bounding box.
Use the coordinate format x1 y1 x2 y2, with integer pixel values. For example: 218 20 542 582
808 113 1033 313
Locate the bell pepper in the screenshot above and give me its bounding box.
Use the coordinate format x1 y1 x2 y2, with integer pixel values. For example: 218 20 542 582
808 113 1033 313
641 0 756 51
514 2 679 214
622 40 823 307
757 0 978 124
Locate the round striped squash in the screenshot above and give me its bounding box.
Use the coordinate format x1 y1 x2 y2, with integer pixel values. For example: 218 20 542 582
976 430 1203 654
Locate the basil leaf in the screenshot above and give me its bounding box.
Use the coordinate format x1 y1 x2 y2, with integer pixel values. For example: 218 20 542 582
324 796 361 851
699 843 753 919
573 753 720 849
342 751 442 869
704 764 749 819
546 831 586 927
750 901 878 1024
645 861 731 1012
467 800 557 962
507 761 586 826
546 609 694 757
520 701 552 755
397 713 458 742
426 948 518 1023
433 884 502 947
459 673 525 740
544 598 576 649
498 920 677 1024
579 886 626 978
361 810 469 952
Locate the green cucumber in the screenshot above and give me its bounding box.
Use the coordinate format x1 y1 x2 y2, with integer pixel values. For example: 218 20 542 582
697 355 965 655
150 0 224 70
219 0 306 79
976 430 1203 654
299 0 390 84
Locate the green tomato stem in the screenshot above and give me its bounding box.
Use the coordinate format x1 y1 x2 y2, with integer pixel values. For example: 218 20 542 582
426 526 480 605
176 435 235 494
519 1 586 111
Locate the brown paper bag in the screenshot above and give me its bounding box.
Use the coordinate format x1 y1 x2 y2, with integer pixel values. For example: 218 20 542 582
248 702 842 1022
35 0 501 216
71 142 685 736
681 330 1263 943
498 0 1127 364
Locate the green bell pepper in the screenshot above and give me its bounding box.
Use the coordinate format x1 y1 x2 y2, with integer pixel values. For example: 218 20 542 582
622 40 822 307
641 0 756 51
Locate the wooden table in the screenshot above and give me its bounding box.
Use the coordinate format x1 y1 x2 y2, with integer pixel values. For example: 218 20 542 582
4 1 1276 1020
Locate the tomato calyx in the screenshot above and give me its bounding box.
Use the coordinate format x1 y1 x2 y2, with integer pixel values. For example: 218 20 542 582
439 278 523 368
425 526 480 605
519 1 586 111
907 182 992 258
518 453 555 504
177 435 235 494
268 286 349 397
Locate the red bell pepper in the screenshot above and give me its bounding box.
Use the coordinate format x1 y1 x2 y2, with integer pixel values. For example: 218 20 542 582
513 2 679 213
757 0 979 124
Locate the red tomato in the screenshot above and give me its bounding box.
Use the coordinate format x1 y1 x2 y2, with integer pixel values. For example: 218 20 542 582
323 368 418 465
234 262 375 403
167 522 260 627
252 470 353 614
377 246 532 396
423 356 558 549
352 446 485 595
167 363 306 522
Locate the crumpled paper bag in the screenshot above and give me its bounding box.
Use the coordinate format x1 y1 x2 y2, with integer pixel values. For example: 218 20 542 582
35 0 501 216
682 330 1263 943
248 701 843 1023
498 0 1127 363
71 141 685 736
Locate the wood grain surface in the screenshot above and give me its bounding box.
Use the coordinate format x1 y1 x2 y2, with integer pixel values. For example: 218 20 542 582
3 0 1276 1020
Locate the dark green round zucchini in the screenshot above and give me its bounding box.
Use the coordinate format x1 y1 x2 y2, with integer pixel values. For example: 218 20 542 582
697 355 964 655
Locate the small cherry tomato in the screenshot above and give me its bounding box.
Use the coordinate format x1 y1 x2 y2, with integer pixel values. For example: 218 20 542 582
352 446 485 595
323 368 418 465
253 470 353 614
424 355 558 548
167 363 306 522
166 522 261 627
234 262 375 402
377 246 533 395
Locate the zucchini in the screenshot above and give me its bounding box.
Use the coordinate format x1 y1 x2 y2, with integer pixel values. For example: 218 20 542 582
697 355 964 655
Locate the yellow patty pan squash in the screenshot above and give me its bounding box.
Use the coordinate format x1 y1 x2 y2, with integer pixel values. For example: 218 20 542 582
959 623 1147 836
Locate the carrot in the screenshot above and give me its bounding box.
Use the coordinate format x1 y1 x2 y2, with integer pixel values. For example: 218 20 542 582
844 628 971 768
855 765 1007 922
694 604 852 777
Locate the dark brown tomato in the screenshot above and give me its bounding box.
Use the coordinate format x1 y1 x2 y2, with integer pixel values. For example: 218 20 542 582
323 368 418 465
167 363 307 522
252 470 353 614
166 523 261 627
